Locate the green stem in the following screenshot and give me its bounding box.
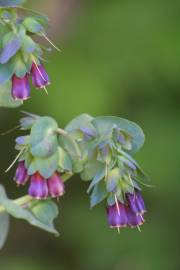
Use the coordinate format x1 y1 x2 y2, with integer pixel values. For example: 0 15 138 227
56 128 67 136
62 172 74 182
0 195 33 214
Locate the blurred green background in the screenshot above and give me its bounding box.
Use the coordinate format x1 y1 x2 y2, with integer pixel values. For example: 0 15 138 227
0 0 180 269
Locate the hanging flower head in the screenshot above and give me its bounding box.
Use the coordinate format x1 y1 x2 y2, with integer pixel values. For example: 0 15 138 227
0 3 61 103
8 113 149 234
64 114 149 232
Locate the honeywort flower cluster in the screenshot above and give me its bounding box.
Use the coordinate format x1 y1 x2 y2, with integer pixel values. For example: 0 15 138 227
64 114 148 230
15 162 65 199
12 63 50 100
0 2 52 101
9 113 148 232
0 2 150 249
12 114 73 199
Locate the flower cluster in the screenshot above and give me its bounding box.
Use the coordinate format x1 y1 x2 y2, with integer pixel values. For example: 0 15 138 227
107 191 146 229
11 115 75 200
64 114 148 231
10 112 148 232
0 1 150 250
12 62 50 100
0 5 52 101
14 161 64 199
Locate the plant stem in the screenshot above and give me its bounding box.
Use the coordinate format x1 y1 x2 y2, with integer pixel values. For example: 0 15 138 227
56 128 67 136
0 195 33 214
62 172 74 182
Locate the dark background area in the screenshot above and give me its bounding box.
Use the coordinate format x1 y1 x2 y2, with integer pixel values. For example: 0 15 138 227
0 0 180 269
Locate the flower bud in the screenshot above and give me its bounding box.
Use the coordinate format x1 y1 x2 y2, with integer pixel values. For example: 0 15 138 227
11 74 30 100
48 172 65 198
28 173 48 199
14 161 29 185
31 62 50 88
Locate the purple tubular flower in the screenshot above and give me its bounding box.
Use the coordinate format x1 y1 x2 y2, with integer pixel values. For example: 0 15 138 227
28 173 48 199
31 62 50 88
126 206 144 227
14 161 29 185
107 191 146 230
127 191 146 215
11 74 30 100
107 202 128 228
48 172 65 198
136 191 146 214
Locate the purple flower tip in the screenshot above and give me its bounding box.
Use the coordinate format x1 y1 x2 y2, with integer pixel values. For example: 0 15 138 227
11 74 30 100
127 191 146 216
48 172 65 198
31 62 50 89
126 206 144 227
14 161 29 185
28 172 48 199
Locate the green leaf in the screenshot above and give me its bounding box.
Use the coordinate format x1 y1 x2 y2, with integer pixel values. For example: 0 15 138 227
23 17 43 34
27 157 37 175
30 117 59 158
21 35 36 53
11 52 27 78
0 212 9 249
30 15 49 28
29 200 58 226
0 186 58 235
117 149 149 181
59 134 81 159
0 81 21 107
58 146 72 171
65 113 94 132
0 26 25 65
106 167 120 192
80 159 105 181
107 194 116 206
87 165 106 193
120 178 134 194
90 181 107 208
0 62 14 84
34 151 59 178
59 134 83 173
92 116 145 154
19 149 33 168
0 34 21 64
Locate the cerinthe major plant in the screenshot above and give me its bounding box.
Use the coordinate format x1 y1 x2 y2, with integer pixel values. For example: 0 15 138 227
0 0 150 249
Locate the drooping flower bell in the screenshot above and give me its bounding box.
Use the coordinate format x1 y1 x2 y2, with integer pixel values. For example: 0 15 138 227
28 172 48 199
107 190 146 230
14 161 29 185
13 160 65 200
48 172 65 198
107 202 127 228
11 74 30 100
31 62 50 89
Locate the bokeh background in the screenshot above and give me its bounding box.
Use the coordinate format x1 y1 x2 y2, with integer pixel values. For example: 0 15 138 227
0 0 180 269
